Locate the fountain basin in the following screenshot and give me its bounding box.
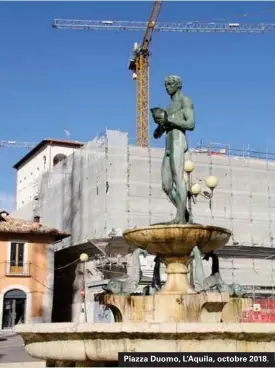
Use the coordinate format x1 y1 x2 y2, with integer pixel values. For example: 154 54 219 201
15 322 275 364
124 224 231 295
123 224 231 256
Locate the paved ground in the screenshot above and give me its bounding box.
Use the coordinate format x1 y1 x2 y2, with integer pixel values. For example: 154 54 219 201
0 364 45 368
0 334 43 364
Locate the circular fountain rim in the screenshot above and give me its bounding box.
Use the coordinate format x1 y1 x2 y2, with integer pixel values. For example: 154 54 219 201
123 224 232 237
14 321 275 336
15 322 275 362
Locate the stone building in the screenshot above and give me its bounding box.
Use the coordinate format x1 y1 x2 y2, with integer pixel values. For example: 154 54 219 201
13 139 83 210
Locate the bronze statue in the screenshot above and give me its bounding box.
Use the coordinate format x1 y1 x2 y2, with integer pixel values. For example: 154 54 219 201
192 246 246 297
102 248 147 295
151 75 195 224
151 255 162 291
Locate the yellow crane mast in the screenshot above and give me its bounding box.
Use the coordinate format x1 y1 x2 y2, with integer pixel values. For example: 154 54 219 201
128 1 163 147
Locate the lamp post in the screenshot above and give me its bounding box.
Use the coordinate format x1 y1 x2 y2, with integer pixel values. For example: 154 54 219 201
79 253 89 323
183 161 219 287
184 160 195 224
184 161 219 220
204 176 219 213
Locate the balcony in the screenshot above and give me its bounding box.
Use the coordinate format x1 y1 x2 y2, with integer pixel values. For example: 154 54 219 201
5 262 30 277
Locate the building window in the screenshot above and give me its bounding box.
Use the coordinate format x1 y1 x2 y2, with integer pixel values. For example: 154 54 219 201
43 155 47 169
53 153 67 166
8 242 26 275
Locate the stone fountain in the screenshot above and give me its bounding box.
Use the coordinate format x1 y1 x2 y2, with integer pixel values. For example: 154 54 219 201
101 224 231 325
15 75 274 367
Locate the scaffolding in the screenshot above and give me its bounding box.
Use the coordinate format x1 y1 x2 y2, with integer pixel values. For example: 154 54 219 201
12 130 275 299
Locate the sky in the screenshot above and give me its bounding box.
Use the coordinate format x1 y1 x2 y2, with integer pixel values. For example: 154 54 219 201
0 1 275 211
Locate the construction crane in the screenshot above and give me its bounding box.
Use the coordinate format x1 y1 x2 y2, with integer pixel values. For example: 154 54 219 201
127 0 163 147
0 141 36 149
52 13 275 147
53 1 162 148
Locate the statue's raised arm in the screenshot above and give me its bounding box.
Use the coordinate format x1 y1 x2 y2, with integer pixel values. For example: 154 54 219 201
153 124 165 139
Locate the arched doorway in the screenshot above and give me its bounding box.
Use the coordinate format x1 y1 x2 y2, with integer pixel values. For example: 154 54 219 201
2 289 26 329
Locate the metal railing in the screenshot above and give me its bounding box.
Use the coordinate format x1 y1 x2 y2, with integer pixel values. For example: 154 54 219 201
5 262 30 276
192 142 275 162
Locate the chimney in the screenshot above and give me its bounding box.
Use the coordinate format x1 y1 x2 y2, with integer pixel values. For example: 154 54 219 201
33 215 40 223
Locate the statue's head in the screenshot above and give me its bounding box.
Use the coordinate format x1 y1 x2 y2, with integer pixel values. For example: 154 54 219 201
165 75 182 96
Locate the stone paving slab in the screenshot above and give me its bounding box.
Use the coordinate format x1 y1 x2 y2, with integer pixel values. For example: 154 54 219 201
0 334 41 364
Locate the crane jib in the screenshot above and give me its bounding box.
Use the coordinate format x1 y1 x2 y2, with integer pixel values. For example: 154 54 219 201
52 20 275 33
52 9 275 148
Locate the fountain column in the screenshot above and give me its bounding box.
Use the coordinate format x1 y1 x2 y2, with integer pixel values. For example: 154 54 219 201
159 256 195 295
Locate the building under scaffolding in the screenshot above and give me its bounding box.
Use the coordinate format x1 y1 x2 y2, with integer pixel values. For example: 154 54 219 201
11 129 275 320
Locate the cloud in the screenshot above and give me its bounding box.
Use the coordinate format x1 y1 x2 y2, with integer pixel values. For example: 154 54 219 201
0 192 15 213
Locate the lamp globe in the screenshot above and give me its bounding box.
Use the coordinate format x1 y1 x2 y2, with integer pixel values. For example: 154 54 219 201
191 183 201 196
79 253 89 262
205 176 218 189
184 160 195 173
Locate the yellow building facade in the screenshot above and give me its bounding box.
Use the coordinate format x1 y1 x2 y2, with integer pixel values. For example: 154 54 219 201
0 211 69 329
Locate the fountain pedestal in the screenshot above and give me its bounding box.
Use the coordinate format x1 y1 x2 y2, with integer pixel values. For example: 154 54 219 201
159 256 196 295
99 292 229 323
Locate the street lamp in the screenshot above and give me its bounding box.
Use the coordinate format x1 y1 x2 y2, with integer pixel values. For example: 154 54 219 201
184 160 195 223
184 161 218 287
184 160 219 220
79 253 89 322
184 160 195 173
191 183 201 196
205 175 219 193
190 175 219 211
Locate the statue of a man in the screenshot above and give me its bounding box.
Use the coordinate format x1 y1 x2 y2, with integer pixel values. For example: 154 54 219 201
151 75 195 224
